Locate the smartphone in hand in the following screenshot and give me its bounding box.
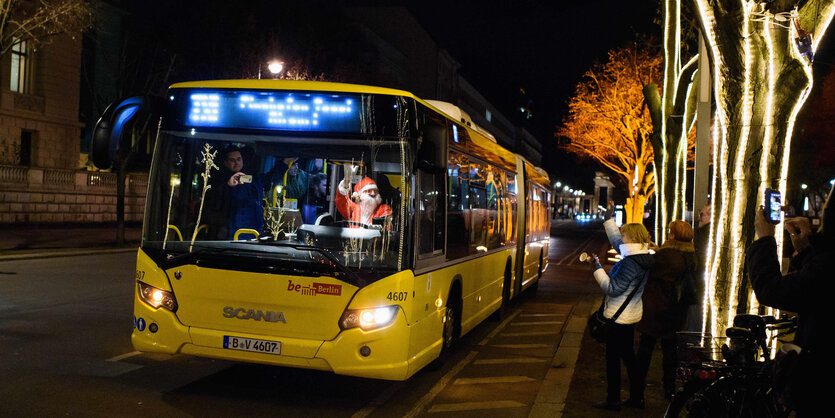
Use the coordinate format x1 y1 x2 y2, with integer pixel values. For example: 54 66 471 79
239 174 253 184
764 188 782 224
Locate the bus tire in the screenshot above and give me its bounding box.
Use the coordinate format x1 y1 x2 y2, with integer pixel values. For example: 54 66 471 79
428 284 461 370
529 251 544 294
489 260 513 321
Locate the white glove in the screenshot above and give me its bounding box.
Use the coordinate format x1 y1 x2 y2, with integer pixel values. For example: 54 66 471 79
341 163 360 190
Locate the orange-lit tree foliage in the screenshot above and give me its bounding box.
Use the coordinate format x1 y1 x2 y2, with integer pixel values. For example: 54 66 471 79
556 44 662 223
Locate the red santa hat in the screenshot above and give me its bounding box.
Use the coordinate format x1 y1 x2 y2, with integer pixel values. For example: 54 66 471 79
352 177 378 199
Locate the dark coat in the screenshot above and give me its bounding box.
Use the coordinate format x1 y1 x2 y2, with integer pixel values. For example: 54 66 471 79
746 234 831 412
747 235 827 356
205 167 263 240
638 241 696 337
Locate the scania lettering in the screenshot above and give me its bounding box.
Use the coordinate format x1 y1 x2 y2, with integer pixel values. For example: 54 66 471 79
222 306 287 323
94 80 551 380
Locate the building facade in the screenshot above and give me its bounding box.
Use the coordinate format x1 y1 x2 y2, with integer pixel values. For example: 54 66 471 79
0 32 146 225
1 5 541 226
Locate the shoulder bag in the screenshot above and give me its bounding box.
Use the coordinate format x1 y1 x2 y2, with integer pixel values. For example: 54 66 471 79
587 270 648 343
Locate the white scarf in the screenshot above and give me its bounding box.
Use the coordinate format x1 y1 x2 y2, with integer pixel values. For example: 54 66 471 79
619 242 650 256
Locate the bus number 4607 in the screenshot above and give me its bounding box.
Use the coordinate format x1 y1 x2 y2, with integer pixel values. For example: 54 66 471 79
386 292 407 302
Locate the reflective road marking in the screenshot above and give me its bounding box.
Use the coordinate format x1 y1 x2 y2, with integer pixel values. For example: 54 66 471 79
473 357 547 365
106 351 142 362
403 351 479 418
427 400 526 413
500 331 560 337
490 343 552 349
453 376 536 385
477 309 521 345
351 380 404 418
510 321 563 326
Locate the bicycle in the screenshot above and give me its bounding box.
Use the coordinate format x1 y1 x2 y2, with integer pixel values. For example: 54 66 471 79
663 314 797 417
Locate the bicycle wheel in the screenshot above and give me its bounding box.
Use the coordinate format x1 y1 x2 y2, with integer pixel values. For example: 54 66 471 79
664 385 723 418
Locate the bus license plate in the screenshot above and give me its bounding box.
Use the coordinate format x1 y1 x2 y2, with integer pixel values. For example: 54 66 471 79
223 336 281 355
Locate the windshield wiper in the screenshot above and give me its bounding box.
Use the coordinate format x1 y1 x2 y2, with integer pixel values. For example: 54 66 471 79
240 240 360 283
159 245 236 269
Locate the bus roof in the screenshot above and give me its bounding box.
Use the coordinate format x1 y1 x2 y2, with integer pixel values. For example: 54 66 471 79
169 79 418 98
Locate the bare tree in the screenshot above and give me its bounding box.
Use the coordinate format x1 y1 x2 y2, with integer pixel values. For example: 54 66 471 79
556 43 662 223
83 15 177 246
0 0 92 57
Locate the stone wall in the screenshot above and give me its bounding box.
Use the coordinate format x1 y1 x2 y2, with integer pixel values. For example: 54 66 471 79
0 165 147 224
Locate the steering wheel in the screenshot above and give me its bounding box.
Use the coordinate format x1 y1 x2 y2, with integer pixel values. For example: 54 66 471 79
332 220 371 229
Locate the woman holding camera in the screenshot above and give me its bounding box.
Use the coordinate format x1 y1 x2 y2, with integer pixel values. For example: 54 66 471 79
587 222 654 410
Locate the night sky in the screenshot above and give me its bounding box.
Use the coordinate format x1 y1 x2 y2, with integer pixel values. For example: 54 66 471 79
406 0 658 190
125 1 834 192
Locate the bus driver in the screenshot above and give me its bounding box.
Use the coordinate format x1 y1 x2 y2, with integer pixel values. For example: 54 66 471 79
336 164 392 225
206 146 263 239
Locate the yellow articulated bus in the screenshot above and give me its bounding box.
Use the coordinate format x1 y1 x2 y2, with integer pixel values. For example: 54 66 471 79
93 80 551 380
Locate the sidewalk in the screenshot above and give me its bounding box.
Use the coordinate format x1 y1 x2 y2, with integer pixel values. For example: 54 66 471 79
0 224 142 261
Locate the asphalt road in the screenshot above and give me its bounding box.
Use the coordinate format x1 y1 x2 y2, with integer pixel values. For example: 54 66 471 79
0 220 608 417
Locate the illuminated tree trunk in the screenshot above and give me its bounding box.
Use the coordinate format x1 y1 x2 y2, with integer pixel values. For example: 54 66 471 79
625 159 654 224
693 0 835 336
625 194 648 225
647 0 699 244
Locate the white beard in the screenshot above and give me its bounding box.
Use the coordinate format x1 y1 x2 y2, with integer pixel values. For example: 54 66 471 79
358 193 382 223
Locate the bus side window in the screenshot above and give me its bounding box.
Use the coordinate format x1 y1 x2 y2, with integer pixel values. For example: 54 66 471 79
526 181 534 243
417 113 447 258
447 152 469 260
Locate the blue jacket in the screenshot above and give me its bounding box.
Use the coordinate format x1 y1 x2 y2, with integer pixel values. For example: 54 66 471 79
594 246 654 324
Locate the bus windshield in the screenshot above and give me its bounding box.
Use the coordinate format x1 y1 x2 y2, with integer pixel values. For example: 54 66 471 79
142 130 410 285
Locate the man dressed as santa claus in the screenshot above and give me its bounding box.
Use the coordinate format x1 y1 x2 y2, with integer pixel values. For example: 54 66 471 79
336 165 392 225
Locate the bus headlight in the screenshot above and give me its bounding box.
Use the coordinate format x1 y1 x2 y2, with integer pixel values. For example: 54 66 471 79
138 281 178 312
339 306 398 331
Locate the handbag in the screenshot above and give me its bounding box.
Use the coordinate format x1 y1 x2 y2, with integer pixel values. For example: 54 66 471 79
587 305 610 343
587 270 648 343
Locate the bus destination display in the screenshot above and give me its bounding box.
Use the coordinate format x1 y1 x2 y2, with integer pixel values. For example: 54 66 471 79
181 90 363 133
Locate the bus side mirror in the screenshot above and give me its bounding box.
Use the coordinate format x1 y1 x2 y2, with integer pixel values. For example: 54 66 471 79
91 95 161 170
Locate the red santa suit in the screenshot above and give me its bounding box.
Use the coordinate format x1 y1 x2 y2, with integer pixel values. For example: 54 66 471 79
336 177 392 225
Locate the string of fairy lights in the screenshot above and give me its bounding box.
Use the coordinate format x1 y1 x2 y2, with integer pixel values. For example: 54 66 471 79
692 0 835 337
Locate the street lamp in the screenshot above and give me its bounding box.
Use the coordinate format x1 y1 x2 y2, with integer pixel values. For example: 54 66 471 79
258 59 284 79
268 60 284 75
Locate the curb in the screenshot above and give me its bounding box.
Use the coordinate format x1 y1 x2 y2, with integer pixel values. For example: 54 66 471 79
529 293 602 418
0 247 138 262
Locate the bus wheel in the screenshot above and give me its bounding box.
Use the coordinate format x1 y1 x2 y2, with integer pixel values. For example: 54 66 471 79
490 262 512 321
428 291 459 370
530 251 544 294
